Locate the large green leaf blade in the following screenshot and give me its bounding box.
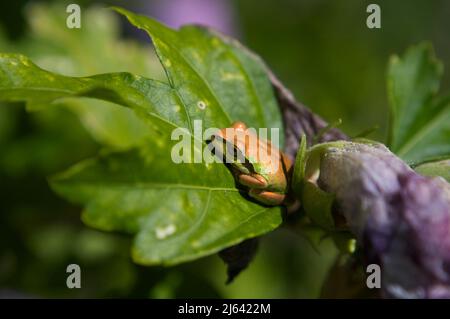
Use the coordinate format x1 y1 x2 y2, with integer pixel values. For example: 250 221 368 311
51 130 282 265
387 43 449 164
0 7 286 265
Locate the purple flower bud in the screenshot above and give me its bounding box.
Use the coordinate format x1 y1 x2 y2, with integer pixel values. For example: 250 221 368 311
317 142 450 298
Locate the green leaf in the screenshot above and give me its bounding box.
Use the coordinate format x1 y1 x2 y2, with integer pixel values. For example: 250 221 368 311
387 43 450 164
301 181 335 231
51 130 282 265
0 8 285 265
291 134 307 197
113 7 283 144
415 159 450 182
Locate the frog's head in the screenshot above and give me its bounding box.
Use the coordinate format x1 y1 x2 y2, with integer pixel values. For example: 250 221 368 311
209 121 292 206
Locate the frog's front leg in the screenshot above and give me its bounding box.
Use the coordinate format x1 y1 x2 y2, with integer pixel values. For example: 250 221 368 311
249 189 285 206
238 173 268 189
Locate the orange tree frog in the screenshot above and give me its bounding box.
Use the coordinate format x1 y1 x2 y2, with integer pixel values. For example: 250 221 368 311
210 121 292 206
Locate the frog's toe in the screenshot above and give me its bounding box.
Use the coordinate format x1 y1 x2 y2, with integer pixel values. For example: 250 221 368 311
249 189 285 206
238 174 267 189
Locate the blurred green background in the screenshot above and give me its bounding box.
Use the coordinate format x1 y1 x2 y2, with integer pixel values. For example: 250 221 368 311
0 0 449 298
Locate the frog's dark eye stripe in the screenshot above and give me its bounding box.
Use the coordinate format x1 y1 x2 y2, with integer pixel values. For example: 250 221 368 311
207 135 234 163
209 135 255 172
227 141 255 173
